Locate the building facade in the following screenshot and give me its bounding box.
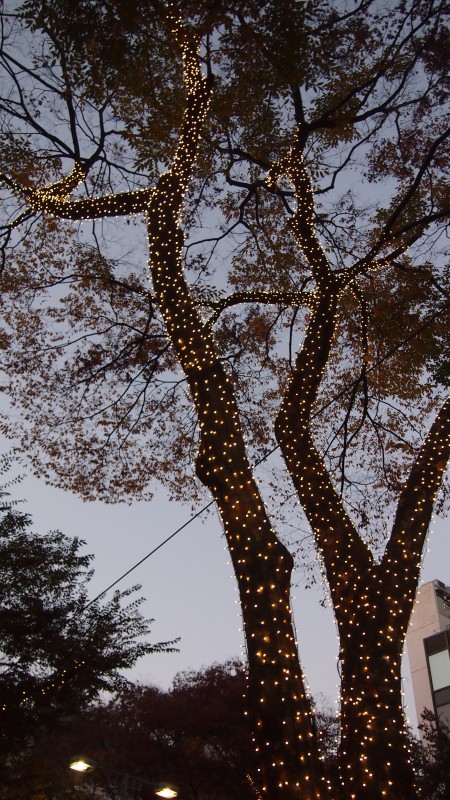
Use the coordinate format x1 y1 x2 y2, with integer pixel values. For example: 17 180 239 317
406 579 450 729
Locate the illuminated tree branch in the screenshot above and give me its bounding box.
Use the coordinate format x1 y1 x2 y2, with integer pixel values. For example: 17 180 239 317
0 4 212 224
206 288 313 327
270 122 446 798
267 134 331 285
382 396 450 603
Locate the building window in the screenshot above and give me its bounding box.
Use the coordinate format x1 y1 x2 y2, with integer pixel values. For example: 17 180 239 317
429 649 450 692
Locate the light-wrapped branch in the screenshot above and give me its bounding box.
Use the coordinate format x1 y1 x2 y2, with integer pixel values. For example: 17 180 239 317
207 288 314 327
267 133 333 285
382 395 450 598
1 4 211 224
168 11 212 199
2 160 153 220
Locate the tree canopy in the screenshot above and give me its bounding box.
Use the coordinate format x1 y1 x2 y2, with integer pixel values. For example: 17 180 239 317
0 1 449 799
73 660 258 800
1 0 448 512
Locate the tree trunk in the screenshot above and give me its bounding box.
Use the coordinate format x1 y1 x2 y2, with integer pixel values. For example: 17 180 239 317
337 576 416 800
147 199 329 799
199 463 326 800
32 26 331 796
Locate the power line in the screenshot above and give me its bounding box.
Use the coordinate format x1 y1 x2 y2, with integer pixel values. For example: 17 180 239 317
84 298 449 610
82 500 215 610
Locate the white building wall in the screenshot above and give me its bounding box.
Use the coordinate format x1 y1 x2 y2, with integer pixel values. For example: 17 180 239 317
406 580 450 726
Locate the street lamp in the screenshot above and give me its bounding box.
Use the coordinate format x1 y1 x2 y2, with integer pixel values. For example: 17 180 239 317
69 757 95 773
69 756 178 798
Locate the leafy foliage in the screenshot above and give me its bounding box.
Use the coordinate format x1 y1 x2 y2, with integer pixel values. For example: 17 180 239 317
5 657 447 800
1 659 342 800
411 711 450 800
0 470 176 770
81 660 257 800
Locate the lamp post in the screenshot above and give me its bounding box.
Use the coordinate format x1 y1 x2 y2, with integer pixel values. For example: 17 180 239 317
69 756 178 799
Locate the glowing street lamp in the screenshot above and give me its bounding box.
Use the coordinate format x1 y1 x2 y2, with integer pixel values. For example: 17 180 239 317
69 756 178 798
69 757 95 773
155 788 178 799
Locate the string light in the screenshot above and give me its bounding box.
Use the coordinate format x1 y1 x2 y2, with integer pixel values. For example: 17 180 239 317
3 9 449 800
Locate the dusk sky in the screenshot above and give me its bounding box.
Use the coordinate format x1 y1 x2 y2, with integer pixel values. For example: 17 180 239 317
13 455 449 730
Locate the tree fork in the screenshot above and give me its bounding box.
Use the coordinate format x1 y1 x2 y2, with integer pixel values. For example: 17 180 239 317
339 395 450 797
338 395 450 799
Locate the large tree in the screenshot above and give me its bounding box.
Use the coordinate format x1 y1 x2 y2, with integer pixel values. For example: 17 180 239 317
0 462 175 786
0 1 449 798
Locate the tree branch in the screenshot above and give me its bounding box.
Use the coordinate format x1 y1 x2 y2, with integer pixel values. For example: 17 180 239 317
275 284 374 617
267 133 332 284
206 288 312 327
381 395 450 598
